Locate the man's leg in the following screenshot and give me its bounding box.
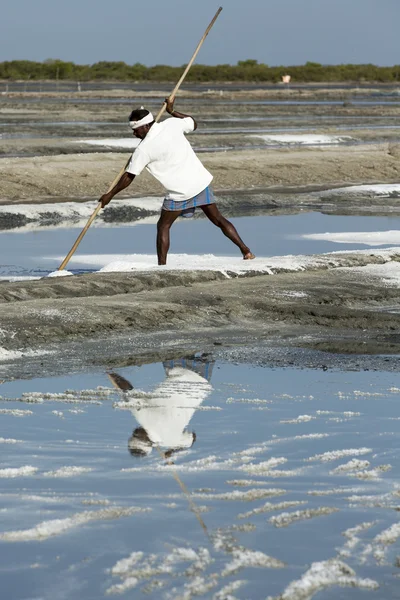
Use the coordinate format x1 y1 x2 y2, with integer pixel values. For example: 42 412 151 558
157 209 181 265
201 204 255 259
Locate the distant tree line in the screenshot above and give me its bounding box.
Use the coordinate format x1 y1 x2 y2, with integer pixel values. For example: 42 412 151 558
0 59 399 83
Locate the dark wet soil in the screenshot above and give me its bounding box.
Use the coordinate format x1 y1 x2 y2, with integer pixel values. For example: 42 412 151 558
1 250 400 367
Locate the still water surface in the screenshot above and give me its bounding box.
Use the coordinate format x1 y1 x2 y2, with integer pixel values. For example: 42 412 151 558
1 359 399 598
1 212 400 278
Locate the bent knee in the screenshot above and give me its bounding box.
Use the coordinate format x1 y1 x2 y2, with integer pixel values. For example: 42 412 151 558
157 219 169 231
213 215 228 228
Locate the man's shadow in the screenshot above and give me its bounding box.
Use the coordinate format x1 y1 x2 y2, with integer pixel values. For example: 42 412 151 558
108 354 215 459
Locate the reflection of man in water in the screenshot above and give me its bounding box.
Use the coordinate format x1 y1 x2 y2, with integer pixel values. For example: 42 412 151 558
110 356 214 458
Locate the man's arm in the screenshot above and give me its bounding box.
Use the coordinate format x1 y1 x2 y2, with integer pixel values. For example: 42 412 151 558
98 172 135 208
165 97 197 130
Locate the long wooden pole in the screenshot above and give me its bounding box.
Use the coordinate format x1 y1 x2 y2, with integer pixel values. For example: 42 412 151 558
58 7 223 272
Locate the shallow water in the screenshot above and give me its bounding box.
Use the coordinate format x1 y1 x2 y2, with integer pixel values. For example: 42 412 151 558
0 211 400 278
1 358 400 599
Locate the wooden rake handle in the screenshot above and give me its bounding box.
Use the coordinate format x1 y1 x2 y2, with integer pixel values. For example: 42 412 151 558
58 7 223 272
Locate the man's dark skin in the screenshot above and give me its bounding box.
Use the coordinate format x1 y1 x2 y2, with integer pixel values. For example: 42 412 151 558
99 98 255 265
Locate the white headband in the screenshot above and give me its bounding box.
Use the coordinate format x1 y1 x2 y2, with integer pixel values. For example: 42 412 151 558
129 111 154 130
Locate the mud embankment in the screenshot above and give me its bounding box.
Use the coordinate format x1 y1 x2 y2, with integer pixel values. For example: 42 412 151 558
0 250 400 355
1 144 400 202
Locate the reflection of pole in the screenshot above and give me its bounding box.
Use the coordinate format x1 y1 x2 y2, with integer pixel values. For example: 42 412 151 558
155 446 209 537
107 372 209 539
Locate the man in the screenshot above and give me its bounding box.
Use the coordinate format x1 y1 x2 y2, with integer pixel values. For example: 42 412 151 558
99 98 255 265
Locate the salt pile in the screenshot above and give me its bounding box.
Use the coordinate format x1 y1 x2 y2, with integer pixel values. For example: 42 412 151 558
303 230 400 246
251 133 353 146
318 183 400 197
47 270 73 278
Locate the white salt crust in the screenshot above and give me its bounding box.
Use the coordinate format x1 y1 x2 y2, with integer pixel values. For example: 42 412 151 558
268 558 378 599
306 448 372 463
269 507 339 528
0 507 150 541
42 466 93 478
222 548 285 576
0 466 38 478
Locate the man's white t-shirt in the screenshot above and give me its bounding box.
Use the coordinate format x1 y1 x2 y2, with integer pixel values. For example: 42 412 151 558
126 117 213 201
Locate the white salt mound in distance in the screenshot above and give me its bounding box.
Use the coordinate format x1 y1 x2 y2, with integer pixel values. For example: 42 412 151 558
47 270 73 278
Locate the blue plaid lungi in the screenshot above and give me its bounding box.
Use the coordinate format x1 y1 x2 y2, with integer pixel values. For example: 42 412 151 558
162 186 215 218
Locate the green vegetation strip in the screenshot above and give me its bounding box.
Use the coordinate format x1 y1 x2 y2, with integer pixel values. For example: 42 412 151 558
1 59 400 83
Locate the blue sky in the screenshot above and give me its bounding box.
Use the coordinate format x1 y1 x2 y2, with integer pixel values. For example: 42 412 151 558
2 0 399 66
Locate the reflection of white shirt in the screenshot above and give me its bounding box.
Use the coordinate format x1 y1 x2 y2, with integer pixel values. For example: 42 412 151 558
126 117 213 201
130 368 212 449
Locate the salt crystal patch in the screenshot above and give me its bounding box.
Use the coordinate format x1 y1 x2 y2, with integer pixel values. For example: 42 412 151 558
222 548 285 576
51 411 64 418
308 486 366 496
194 488 286 502
307 448 372 462
269 507 339 528
339 521 377 557
81 498 110 506
353 390 385 397
77 138 140 150
227 479 271 487
267 558 378 599
0 408 33 417
375 522 400 546
330 459 370 474
351 465 392 480
179 575 218 597
106 577 139 595
252 133 353 146
281 415 315 424
234 445 269 457
111 552 144 575
0 466 38 478
343 522 376 541
62 252 315 275
319 183 400 197
42 466 93 478
214 580 246 600
165 546 212 570
0 347 23 361
0 507 149 541
53 248 400 279
240 457 287 474
238 501 307 519
47 270 73 278
0 348 52 363
303 230 400 247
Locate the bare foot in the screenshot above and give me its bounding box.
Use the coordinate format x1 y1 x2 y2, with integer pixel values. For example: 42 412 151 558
243 252 255 260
